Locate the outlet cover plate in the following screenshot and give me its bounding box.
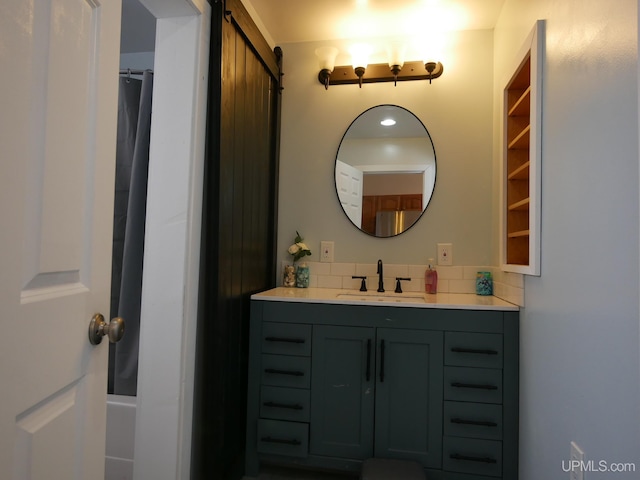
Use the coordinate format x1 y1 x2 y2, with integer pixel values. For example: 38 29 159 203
437 243 453 266
320 241 334 263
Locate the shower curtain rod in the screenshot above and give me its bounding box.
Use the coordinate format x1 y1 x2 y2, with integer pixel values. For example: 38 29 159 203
119 69 154 75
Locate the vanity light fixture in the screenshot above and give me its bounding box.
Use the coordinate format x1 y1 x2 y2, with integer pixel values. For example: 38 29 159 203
380 118 396 126
424 60 440 84
349 43 373 88
315 46 339 90
387 43 406 86
316 46 443 88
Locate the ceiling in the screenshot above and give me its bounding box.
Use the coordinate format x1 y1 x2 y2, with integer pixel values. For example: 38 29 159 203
120 0 156 54
244 0 506 45
345 105 430 139
119 0 506 54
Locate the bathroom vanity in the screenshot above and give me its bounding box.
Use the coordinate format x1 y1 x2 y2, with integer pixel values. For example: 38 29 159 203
245 288 519 479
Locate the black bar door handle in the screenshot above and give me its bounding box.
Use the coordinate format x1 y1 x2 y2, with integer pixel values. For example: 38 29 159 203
379 339 385 383
450 417 498 427
450 453 497 464
265 336 305 344
264 368 304 376
263 401 303 410
366 339 372 382
450 347 498 355
450 382 498 390
261 436 301 446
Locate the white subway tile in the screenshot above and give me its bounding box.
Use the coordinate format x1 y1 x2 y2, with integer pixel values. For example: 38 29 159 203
494 282 524 306
408 265 428 279
308 261 331 276
331 263 356 276
343 276 364 290
384 264 409 278
436 279 450 293
407 278 423 293
308 261 524 305
448 279 476 294
436 266 464 280
464 266 492 279
356 263 378 276
317 275 343 289
506 272 525 288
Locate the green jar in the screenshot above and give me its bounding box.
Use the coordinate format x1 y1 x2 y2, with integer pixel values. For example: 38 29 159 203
475 271 493 295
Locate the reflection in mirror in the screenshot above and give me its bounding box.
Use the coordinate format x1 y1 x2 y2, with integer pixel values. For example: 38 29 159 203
335 105 436 237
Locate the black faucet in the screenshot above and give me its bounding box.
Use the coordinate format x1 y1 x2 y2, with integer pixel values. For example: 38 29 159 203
377 259 384 292
395 277 411 294
352 275 367 292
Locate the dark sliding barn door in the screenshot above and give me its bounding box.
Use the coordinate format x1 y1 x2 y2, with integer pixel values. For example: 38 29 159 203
192 0 282 478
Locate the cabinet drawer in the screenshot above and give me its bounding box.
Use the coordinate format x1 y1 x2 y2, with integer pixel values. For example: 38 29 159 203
257 419 309 458
444 367 502 404
261 354 311 389
443 437 502 477
262 322 312 356
444 402 502 441
445 333 503 369
260 386 310 422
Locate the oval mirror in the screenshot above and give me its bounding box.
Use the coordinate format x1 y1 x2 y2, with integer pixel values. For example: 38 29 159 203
335 105 436 237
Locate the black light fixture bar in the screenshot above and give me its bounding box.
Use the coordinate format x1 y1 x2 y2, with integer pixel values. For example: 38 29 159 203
319 60 444 87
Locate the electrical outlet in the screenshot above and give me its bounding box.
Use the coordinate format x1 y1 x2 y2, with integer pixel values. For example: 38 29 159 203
320 241 334 263
437 243 453 266
569 442 584 480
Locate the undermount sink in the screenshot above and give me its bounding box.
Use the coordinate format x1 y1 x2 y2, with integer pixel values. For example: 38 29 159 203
336 293 426 304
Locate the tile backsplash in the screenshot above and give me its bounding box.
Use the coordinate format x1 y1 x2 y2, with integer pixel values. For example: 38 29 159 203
282 261 525 307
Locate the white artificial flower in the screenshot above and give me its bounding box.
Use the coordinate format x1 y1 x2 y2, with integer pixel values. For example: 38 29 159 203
288 244 300 255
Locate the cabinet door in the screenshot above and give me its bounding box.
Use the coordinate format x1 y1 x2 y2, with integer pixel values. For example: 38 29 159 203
310 325 375 459
375 328 443 468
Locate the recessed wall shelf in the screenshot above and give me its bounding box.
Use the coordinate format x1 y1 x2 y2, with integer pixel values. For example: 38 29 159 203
501 20 544 276
507 161 530 180
508 198 530 211
508 230 531 238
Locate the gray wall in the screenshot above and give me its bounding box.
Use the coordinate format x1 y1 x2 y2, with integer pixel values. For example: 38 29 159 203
277 29 494 266
493 0 640 478
276 1 640 477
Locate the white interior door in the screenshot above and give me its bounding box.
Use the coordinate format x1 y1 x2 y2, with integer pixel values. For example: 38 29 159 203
0 0 122 479
336 159 363 228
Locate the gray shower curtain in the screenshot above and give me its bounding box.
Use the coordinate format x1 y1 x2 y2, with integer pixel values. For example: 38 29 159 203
109 70 153 396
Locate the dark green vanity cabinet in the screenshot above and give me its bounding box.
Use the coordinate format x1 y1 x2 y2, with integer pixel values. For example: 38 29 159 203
245 300 519 479
310 326 443 467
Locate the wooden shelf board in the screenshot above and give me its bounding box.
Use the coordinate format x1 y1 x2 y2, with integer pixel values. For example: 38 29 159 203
508 125 531 150
507 230 530 238
508 197 530 211
508 86 531 117
508 161 530 180
508 55 531 90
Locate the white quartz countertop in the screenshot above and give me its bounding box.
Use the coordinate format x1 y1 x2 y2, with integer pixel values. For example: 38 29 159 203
251 287 519 311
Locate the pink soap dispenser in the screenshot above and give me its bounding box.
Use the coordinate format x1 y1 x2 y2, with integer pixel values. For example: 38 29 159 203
425 258 438 294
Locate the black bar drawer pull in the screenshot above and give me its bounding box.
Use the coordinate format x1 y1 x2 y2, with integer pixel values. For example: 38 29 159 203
450 417 498 427
265 336 306 344
451 347 498 355
262 401 303 410
379 339 385 383
451 382 498 390
366 339 372 382
450 453 497 464
264 368 305 376
261 436 301 446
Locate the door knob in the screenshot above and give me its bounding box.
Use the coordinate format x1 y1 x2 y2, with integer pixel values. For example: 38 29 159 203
88 313 125 345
